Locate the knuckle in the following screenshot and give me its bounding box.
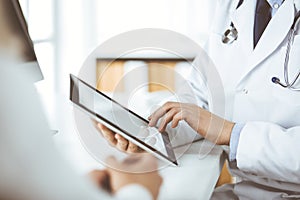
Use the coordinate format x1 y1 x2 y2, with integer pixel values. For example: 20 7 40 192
174 114 181 120
163 102 171 110
151 112 159 119
117 143 126 151
171 108 179 115
119 141 127 146
165 113 172 120
163 102 171 107
129 145 136 151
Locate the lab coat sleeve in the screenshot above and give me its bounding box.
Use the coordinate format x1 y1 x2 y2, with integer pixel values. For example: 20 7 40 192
236 121 300 184
229 123 244 161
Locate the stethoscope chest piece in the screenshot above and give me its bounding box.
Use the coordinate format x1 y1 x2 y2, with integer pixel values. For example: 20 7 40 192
222 25 238 44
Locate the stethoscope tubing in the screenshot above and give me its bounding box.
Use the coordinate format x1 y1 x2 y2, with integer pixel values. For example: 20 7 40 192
222 7 300 91
282 11 300 91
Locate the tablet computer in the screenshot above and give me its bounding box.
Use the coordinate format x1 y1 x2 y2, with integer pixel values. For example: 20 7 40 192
69 74 178 166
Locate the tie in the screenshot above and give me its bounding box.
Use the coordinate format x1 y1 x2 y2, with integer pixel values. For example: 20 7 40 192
253 0 272 48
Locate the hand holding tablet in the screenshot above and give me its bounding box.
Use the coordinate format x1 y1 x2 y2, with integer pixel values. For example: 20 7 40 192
96 123 144 153
70 74 178 166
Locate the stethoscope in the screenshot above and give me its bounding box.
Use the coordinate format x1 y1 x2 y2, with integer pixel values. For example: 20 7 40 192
272 11 300 91
222 2 300 91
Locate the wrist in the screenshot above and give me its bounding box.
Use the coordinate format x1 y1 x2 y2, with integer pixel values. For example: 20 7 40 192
219 121 235 145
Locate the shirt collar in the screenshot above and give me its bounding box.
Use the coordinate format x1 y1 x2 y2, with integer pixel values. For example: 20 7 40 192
265 0 284 16
266 0 284 9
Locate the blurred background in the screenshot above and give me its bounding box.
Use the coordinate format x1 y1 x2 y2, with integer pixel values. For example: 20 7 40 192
16 0 219 173
19 0 217 95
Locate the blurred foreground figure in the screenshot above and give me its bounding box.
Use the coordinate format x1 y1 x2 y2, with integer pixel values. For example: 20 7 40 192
0 56 162 200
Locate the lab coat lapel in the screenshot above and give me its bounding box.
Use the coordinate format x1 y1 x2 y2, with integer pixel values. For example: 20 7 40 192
231 0 255 55
238 0 295 83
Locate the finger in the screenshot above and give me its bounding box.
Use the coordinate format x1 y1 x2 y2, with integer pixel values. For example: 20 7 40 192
115 134 129 152
91 119 99 127
149 102 179 127
148 107 166 127
97 123 108 137
127 141 139 153
171 111 184 128
88 170 111 192
101 127 117 146
97 123 108 131
158 108 180 132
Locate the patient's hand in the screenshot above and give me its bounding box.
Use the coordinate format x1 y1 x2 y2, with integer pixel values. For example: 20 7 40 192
88 170 111 192
88 154 162 200
96 123 144 153
108 154 162 199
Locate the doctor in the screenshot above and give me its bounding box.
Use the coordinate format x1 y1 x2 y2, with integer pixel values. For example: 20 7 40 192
99 0 300 198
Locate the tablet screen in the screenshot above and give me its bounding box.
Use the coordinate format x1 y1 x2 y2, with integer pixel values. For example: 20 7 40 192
70 74 177 166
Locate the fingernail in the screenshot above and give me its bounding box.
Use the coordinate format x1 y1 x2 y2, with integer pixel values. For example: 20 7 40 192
158 126 163 132
148 120 154 127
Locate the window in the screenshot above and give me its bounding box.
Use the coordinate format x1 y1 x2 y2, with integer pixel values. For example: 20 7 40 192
19 0 55 93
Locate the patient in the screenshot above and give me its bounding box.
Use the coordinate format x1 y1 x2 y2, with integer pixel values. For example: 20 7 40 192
0 56 162 200
0 1 162 198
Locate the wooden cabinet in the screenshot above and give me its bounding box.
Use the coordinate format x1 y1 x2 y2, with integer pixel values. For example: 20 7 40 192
96 58 189 92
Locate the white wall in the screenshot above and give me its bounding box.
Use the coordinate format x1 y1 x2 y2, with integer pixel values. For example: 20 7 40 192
55 0 218 95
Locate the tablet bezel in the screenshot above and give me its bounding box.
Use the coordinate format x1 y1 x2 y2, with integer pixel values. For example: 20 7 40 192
69 74 178 166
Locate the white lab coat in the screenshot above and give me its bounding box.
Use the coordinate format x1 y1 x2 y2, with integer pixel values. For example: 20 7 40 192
0 57 152 200
181 0 300 197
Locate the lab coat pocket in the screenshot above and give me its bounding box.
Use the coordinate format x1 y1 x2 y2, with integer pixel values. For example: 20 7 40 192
271 85 300 127
271 81 300 107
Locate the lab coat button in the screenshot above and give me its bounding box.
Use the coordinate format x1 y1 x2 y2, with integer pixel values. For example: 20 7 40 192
273 3 279 9
242 89 248 94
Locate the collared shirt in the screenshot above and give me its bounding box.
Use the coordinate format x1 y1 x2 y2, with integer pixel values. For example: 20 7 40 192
266 0 285 16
